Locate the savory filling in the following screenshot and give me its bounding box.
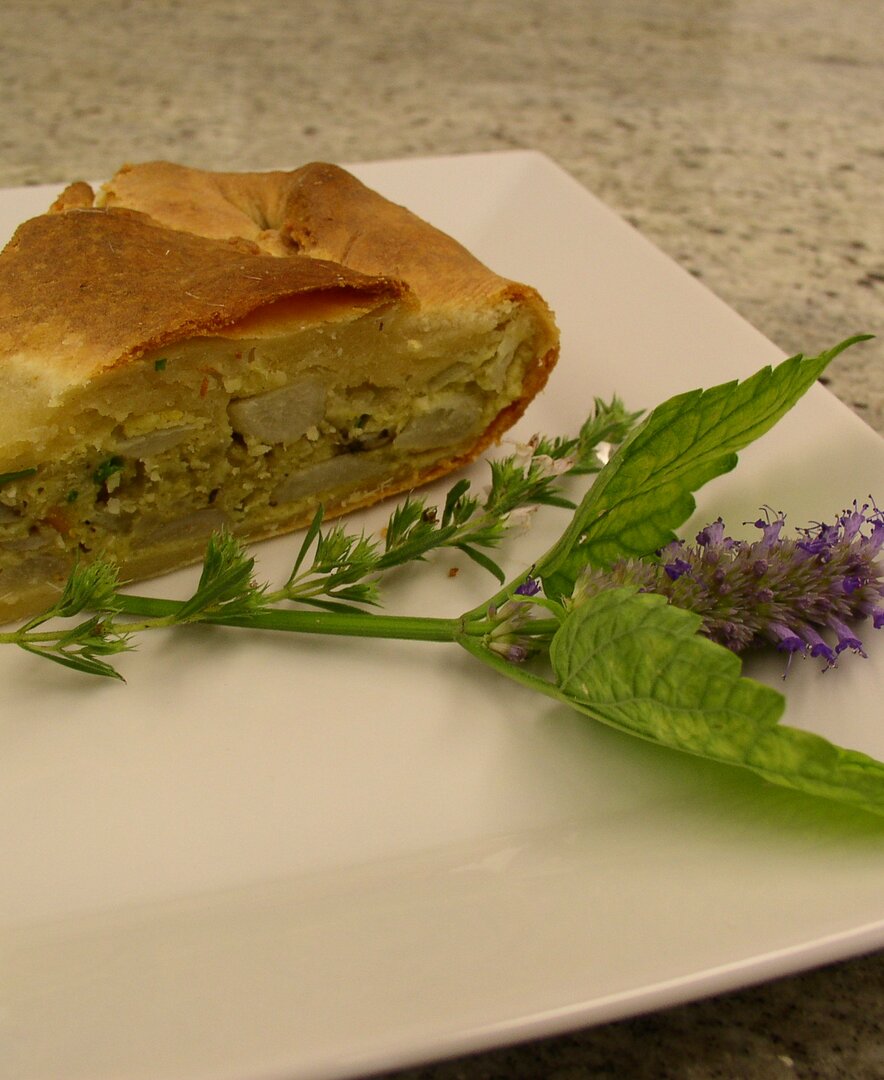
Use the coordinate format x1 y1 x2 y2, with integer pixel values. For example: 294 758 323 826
0 301 540 604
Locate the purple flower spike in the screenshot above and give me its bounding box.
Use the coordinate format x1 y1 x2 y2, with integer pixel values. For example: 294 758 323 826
570 499 882 673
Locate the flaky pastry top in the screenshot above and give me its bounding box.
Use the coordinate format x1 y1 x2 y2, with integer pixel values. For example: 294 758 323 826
0 205 405 386
94 161 532 310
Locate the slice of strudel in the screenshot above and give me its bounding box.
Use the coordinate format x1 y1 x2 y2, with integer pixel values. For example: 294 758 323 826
0 161 558 621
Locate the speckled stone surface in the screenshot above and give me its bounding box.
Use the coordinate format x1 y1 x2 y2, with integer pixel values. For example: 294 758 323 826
1 2 881 1078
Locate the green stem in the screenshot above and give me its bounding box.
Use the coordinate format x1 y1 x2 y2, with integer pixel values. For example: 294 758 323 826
454 628 569 701
116 593 460 643
0 628 66 645
464 616 560 638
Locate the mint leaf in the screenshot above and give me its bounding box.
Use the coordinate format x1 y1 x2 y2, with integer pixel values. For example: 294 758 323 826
549 588 884 816
539 337 869 595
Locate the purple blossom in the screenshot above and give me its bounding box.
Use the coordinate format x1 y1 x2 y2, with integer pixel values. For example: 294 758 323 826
485 578 545 663
753 510 786 550
839 505 867 542
767 622 805 653
515 576 541 596
664 557 692 581
488 640 531 663
571 500 884 672
800 626 837 666
866 519 884 557
828 616 867 657
696 518 726 548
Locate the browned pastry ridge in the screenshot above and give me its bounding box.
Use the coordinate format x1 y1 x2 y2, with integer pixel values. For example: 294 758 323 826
0 162 559 621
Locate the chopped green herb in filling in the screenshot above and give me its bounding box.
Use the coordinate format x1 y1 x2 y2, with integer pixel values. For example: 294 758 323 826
0 467 38 489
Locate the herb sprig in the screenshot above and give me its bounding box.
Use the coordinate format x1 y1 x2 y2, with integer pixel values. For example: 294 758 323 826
3 338 883 816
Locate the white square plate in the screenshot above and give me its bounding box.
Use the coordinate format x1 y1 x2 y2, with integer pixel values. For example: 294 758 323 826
1 151 882 1080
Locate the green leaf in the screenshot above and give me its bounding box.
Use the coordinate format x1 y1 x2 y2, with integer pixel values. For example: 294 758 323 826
571 395 644 474
54 560 123 618
18 559 122 632
441 478 473 528
288 505 325 581
549 588 884 815
539 337 870 595
456 543 506 583
18 642 126 681
383 495 430 551
176 530 262 620
280 595 379 615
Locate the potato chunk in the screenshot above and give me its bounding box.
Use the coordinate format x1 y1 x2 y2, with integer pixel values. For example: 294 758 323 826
228 377 326 444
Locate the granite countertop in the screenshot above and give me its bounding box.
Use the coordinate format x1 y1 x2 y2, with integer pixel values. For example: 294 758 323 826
1 2 881 1078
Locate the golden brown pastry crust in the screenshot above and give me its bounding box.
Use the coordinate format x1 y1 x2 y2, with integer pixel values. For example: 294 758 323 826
0 205 405 385
97 161 539 309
